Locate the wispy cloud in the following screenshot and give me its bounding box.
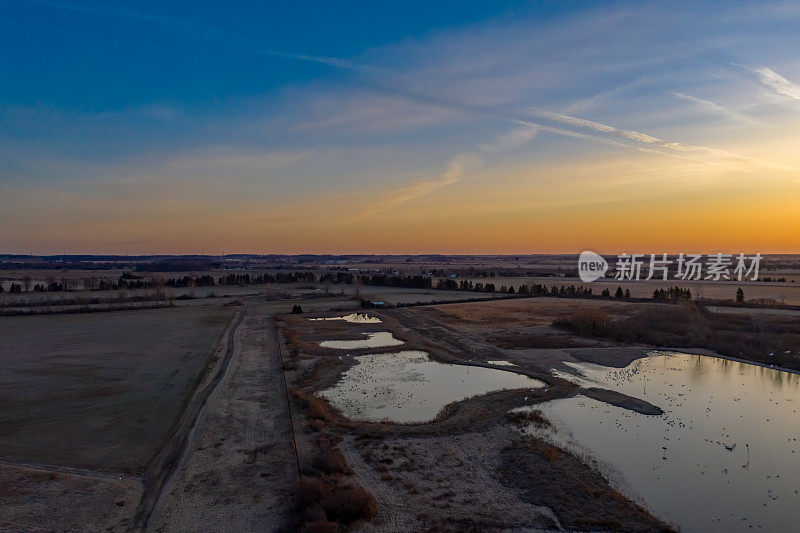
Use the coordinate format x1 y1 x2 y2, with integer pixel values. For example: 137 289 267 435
527 107 720 154
522 107 799 172
746 65 800 102
562 79 650 115
346 156 473 223
670 92 764 126
347 125 539 222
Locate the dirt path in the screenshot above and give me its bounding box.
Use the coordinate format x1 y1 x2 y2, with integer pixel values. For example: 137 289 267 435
146 302 298 531
0 457 139 482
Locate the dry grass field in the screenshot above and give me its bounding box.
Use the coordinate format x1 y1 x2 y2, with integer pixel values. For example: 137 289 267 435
431 297 647 331
0 305 235 472
460 276 800 305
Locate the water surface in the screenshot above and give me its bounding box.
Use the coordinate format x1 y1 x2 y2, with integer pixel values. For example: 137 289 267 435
320 350 544 423
319 331 403 349
530 352 800 532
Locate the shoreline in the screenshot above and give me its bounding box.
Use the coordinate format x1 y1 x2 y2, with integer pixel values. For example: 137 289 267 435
648 348 800 377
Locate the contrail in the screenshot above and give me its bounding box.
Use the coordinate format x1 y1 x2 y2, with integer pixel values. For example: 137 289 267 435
30 2 799 205
524 107 799 172
670 92 764 127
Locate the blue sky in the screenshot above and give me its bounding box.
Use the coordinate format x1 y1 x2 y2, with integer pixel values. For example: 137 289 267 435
1 1 799 253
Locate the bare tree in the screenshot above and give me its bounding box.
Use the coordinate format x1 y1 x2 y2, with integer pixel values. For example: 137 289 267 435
117 289 129 308
151 275 172 306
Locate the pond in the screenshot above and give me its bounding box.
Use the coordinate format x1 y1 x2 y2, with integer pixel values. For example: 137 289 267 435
319 350 545 423
310 313 382 323
319 331 404 349
527 352 800 532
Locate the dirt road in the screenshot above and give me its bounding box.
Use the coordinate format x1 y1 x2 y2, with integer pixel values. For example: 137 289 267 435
146 302 298 531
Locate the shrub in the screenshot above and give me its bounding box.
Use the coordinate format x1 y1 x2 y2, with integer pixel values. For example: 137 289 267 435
313 448 349 475
292 391 334 421
506 409 550 428
322 485 378 524
296 477 332 509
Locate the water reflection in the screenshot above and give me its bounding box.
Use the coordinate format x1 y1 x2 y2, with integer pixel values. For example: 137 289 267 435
320 350 544 423
319 331 404 349
535 352 800 532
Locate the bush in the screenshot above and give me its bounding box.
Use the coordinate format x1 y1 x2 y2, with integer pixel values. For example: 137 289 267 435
506 409 550 428
306 396 332 421
322 485 378 524
313 448 349 475
296 477 332 509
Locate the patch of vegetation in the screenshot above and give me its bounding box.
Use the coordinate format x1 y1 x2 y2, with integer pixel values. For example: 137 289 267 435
287 382 377 531
553 304 800 370
292 390 336 422
487 331 592 349
322 484 378 524
313 448 349 475
293 477 377 532
505 409 550 428
499 440 673 532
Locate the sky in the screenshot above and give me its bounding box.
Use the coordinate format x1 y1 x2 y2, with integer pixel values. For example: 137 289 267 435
1 0 799 254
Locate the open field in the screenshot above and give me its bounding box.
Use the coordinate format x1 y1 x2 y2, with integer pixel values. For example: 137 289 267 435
3 254 799 316
428 297 800 369
0 305 235 471
0 464 143 532
3 281 799 530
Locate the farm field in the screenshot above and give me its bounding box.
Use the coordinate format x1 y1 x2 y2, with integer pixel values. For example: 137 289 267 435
0 305 235 471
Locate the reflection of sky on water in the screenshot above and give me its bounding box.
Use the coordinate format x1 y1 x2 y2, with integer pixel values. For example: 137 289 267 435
320 350 543 423
534 352 800 532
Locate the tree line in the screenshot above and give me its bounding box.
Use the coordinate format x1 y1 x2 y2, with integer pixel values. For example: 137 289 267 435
0 271 750 307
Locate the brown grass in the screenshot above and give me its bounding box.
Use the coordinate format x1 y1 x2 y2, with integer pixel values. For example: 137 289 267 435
487 331 592 349
293 478 377 531
499 440 673 532
432 297 637 331
292 390 336 422
554 303 800 370
505 409 550 428
433 300 544 327
313 448 349 475
296 478 332 509
322 485 378 524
